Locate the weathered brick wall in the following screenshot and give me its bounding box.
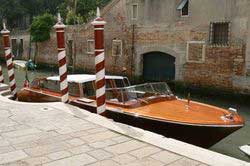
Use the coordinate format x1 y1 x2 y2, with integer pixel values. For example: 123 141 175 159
184 44 245 89
0 0 249 93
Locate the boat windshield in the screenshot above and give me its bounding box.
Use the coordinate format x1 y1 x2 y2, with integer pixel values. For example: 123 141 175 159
106 82 173 103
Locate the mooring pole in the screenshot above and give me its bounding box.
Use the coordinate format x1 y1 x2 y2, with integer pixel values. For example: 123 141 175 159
1 23 17 99
0 65 4 83
91 8 107 115
54 14 69 103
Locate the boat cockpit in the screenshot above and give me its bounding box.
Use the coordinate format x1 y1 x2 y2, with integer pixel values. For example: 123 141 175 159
106 82 175 108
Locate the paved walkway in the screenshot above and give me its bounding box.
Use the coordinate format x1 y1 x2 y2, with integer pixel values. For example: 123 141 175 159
0 96 248 166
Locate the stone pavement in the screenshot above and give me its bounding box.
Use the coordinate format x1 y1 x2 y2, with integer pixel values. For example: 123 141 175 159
0 96 248 166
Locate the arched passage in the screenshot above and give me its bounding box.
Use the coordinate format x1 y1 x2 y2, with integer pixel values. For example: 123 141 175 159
143 52 176 81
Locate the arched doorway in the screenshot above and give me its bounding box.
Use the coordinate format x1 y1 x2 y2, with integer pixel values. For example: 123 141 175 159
143 52 175 81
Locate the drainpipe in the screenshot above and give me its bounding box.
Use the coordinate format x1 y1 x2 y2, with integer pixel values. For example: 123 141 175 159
131 24 136 82
54 14 69 103
1 23 17 99
91 7 107 115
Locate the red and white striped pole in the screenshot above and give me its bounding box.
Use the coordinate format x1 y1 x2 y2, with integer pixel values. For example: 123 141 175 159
0 65 4 83
54 14 69 103
1 23 17 99
91 8 107 115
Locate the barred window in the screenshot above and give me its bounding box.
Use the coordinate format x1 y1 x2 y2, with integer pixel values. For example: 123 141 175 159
210 22 230 45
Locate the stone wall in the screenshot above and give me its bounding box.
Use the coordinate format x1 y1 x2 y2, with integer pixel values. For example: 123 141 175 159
184 45 245 89
1 0 250 93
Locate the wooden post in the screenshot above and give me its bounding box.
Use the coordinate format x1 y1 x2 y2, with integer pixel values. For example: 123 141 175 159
54 14 69 103
1 23 17 99
91 8 107 115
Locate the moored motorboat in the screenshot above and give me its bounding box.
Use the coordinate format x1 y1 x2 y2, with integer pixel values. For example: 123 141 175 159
17 74 244 148
13 60 27 69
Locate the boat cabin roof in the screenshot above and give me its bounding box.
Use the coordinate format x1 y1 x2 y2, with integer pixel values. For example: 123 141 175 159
46 74 125 84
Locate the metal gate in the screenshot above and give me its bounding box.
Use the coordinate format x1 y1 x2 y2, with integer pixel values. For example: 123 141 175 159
143 52 175 81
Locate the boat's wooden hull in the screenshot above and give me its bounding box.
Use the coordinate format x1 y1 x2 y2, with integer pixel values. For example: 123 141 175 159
107 111 242 148
17 89 61 102
70 102 243 148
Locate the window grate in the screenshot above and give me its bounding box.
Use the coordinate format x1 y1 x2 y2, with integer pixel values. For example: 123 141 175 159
210 22 230 46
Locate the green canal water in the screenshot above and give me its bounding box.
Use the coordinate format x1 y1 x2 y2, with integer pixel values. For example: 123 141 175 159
1 65 250 162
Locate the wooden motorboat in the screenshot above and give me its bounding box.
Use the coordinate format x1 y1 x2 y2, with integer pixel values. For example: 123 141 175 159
13 60 37 70
13 60 27 69
17 74 244 148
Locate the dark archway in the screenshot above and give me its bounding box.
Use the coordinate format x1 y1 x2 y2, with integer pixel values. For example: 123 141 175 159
143 52 176 81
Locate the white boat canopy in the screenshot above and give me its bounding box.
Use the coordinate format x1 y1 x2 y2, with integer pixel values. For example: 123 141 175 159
47 74 125 83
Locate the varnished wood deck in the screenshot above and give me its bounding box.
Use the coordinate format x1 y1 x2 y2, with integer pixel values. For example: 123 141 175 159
108 99 244 126
18 88 244 126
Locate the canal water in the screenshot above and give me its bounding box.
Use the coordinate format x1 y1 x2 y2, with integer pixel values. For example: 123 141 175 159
1 65 250 162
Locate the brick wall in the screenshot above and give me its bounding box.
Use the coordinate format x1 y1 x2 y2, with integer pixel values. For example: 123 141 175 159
0 0 249 93
184 44 245 90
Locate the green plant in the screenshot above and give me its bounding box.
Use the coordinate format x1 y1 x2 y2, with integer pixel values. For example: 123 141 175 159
66 10 76 25
30 13 55 42
29 13 55 63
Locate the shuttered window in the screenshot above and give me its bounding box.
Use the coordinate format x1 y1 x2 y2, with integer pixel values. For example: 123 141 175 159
177 0 189 16
87 39 94 54
112 40 122 57
132 4 138 20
